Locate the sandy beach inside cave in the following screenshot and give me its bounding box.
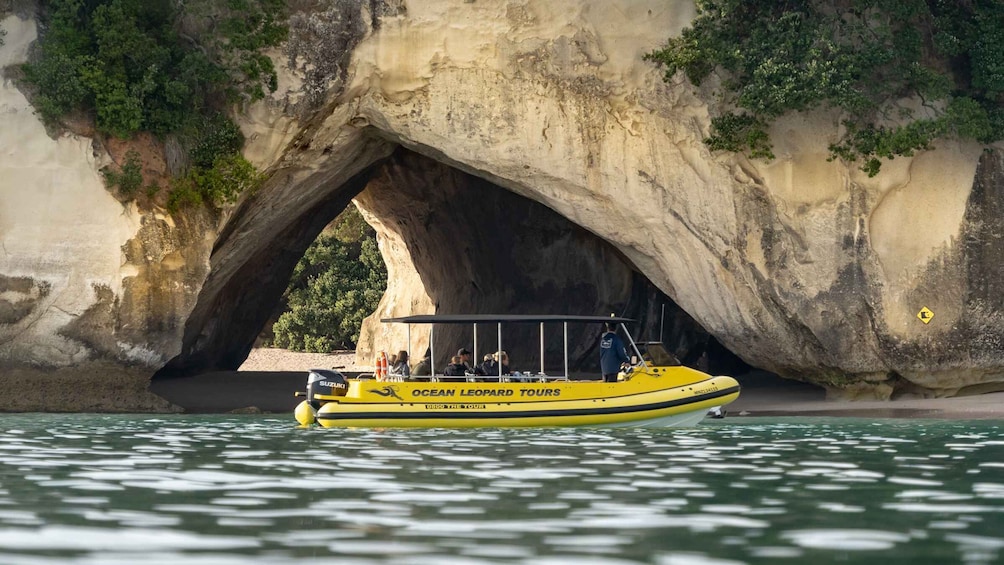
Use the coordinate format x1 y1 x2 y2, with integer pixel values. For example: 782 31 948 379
224 348 1004 419
239 348 365 373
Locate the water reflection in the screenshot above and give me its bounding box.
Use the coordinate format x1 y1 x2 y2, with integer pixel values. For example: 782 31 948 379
0 416 1000 564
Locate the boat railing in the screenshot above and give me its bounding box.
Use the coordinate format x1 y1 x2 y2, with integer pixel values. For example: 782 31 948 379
376 372 571 383
378 314 643 382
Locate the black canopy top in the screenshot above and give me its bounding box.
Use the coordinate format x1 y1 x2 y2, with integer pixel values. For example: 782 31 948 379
380 314 635 324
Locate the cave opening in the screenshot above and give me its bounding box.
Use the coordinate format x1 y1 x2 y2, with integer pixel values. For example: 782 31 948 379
154 146 750 381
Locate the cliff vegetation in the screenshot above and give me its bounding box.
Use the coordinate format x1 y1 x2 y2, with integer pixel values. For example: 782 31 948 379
268 206 388 352
646 0 1004 175
21 0 286 208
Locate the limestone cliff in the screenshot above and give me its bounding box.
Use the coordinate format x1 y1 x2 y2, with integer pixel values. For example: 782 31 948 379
352 149 704 373
2 1 1003 410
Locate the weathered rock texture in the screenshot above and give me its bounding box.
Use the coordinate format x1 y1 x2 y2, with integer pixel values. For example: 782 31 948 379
353 149 706 372
2 1 1004 410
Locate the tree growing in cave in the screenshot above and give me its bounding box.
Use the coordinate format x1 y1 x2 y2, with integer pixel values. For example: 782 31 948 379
269 206 388 352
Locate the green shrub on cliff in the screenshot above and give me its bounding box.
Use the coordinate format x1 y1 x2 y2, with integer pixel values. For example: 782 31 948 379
645 0 1004 176
24 0 285 136
269 207 388 352
101 149 143 195
167 152 262 211
23 0 285 206
166 113 261 211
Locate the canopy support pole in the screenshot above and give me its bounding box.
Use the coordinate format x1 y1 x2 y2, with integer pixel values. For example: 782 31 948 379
539 322 545 375
563 322 569 379
621 323 647 369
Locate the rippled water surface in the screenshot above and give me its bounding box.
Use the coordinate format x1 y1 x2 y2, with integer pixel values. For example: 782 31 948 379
0 415 1002 564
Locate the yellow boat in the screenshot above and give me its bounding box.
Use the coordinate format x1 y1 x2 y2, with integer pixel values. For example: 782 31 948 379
294 315 740 428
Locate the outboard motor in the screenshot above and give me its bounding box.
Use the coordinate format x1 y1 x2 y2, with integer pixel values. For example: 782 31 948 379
295 369 349 427
306 369 348 409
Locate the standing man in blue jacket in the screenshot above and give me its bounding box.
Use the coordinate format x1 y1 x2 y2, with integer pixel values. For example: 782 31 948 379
599 322 629 382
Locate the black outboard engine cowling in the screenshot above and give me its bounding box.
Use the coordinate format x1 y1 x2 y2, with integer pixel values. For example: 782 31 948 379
306 369 348 409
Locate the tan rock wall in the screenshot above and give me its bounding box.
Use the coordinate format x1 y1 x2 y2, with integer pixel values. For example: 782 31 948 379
4 0 1004 404
0 15 141 366
351 150 694 373
1 13 216 382
330 0 1004 396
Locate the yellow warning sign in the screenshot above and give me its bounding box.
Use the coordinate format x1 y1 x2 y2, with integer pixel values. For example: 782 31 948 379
917 307 934 324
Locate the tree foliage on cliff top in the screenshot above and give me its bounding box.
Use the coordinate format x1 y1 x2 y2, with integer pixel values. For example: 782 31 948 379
22 0 286 207
645 0 1004 176
269 206 388 352
24 0 285 137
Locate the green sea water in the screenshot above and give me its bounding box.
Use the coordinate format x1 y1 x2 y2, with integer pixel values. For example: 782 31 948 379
0 415 1001 564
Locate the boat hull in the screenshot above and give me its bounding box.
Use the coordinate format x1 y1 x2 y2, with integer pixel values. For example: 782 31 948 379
313 371 740 428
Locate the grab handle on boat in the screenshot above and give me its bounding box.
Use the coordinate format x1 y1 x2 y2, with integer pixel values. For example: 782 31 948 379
294 392 306 397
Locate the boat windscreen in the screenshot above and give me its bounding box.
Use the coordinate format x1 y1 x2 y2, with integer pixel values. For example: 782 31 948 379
639 342 682 366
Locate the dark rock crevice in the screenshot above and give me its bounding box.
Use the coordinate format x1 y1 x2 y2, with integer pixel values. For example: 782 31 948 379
155 134 395 378
356 149 729 372
156 136 749 380
0 275 49 326
157 171 372 376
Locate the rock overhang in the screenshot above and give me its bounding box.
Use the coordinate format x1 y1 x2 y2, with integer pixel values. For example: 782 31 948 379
250 0 1004 397
4 1 1004 406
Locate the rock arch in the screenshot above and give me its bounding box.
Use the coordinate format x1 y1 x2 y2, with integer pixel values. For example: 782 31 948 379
155 0 1004 397
157 144 717 377
5 1 1004 407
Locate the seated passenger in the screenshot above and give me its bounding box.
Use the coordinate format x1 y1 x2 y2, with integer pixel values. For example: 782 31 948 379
389 350 410 378
478 354 498 378
457 348 485 376
499 351 511 375
480 351 510 377
457 348 471 371
442 355 468 381
411 351 431 377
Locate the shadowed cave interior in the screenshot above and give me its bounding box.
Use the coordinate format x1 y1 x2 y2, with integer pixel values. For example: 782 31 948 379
155 148 752 379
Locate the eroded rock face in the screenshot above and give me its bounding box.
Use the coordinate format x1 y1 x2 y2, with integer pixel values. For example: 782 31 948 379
3 1 1004 408
0 13 209 373
353 150 708 372
196 0 1004 397
157 129 395 376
